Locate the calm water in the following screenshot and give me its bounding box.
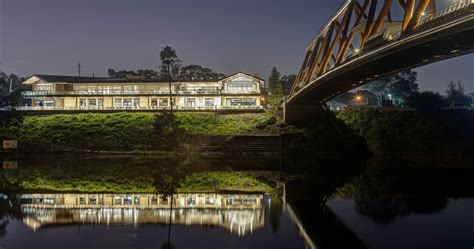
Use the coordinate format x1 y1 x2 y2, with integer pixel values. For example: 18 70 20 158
1 155 473 249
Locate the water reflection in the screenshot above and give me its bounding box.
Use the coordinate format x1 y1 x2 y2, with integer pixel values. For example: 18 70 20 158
20 193 264 236
1 155 474 249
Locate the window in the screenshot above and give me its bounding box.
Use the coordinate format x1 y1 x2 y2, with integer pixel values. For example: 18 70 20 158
98 99 104 107
227 81 256 92
36 84 52 91
115 98 122 107
114 197 122 205
186 98 196 108
124 196 133 205
187 195 196 206
35 100 54 107
150 196 158 205
79 197 87 205
133 98 140 107
205 197 215 205
88 99 97 107
134 196 140 205
205 98 214 107
151 98 158 106
226 98 256 106
89 198 97 205
159 98 168 107
123 98 133 107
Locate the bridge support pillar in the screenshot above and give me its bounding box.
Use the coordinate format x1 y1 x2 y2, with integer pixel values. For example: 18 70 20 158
283 102 328 124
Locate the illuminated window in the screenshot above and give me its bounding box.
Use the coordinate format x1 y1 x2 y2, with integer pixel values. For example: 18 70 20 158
133 98 140 107
186 98 196 107
205 98 214 107
115 98 122 107
151 98 158 106
88 99 97 106
123 98 133 107
226 98 256 106
159 98 168 107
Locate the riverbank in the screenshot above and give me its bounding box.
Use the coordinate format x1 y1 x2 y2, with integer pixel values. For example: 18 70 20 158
0 112 278 153
336 108 474 156
0 111 371 156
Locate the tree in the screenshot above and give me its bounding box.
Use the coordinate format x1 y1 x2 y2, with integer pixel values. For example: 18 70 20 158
445 81 472 107
160 46 182 111
406 91 446 113
268 67 283 106
107 69 116 77
180 65 225 80
151 111 187 150
364 70 418 106
0 73 26 107
281 74 297 95
387 70 418 100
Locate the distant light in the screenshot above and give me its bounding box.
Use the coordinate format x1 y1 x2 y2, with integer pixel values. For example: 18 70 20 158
421 12 426 16
354 48 360 53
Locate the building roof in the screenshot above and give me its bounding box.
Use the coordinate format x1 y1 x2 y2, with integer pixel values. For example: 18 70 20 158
23 72 264 84
224 72 264 82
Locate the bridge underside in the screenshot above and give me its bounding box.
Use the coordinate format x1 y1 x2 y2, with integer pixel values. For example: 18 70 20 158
284 17 473 124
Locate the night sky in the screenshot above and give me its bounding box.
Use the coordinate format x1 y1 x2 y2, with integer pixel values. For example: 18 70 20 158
1 0 472 93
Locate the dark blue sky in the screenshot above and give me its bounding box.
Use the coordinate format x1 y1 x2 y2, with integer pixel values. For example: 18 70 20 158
1 0 472 92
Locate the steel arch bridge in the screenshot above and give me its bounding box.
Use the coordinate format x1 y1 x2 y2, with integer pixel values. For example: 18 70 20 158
285 0 474 123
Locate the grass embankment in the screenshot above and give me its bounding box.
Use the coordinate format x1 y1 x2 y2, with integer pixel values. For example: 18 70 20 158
0 112 277 152
336 108 474 155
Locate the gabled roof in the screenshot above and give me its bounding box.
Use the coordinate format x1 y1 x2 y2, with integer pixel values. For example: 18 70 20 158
223 72 264 82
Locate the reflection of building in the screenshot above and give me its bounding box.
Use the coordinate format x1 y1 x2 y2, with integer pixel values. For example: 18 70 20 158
20 72 264 111
21 193 264 236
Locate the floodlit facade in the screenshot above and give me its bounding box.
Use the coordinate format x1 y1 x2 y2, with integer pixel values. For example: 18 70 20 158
20 72 265 111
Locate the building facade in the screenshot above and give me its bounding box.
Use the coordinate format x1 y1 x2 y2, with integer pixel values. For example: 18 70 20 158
20 72 264 111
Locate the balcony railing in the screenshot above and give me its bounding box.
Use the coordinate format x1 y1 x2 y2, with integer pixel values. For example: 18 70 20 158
12 105 264 111
22 89 262 96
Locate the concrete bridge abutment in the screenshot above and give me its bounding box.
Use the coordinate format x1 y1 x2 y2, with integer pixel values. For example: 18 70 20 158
283 102 328 124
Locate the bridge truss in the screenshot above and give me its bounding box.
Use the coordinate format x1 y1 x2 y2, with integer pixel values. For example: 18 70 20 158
290 0 473 99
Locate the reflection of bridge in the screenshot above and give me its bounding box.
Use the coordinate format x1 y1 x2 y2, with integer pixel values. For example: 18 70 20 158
20 193 264 236
285 0 474 123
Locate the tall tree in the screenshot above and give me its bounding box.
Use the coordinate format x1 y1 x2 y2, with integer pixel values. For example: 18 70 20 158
281 74 297 95
159 46 182 111
445 80 472 107
268 67 283 106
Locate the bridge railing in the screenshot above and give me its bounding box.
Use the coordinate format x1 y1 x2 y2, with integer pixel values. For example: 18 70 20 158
417 0 473 31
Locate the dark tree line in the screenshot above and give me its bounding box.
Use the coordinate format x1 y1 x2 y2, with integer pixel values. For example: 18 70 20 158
107 46 224 81
0 73 27 107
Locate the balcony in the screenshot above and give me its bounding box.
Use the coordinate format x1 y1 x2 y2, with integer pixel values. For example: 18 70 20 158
22 90 176 96
12 105 264 111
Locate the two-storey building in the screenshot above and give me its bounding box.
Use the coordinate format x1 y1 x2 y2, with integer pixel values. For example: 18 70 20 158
20 72 264 111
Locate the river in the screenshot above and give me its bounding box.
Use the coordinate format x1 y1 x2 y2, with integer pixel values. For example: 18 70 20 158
0 155 473 249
